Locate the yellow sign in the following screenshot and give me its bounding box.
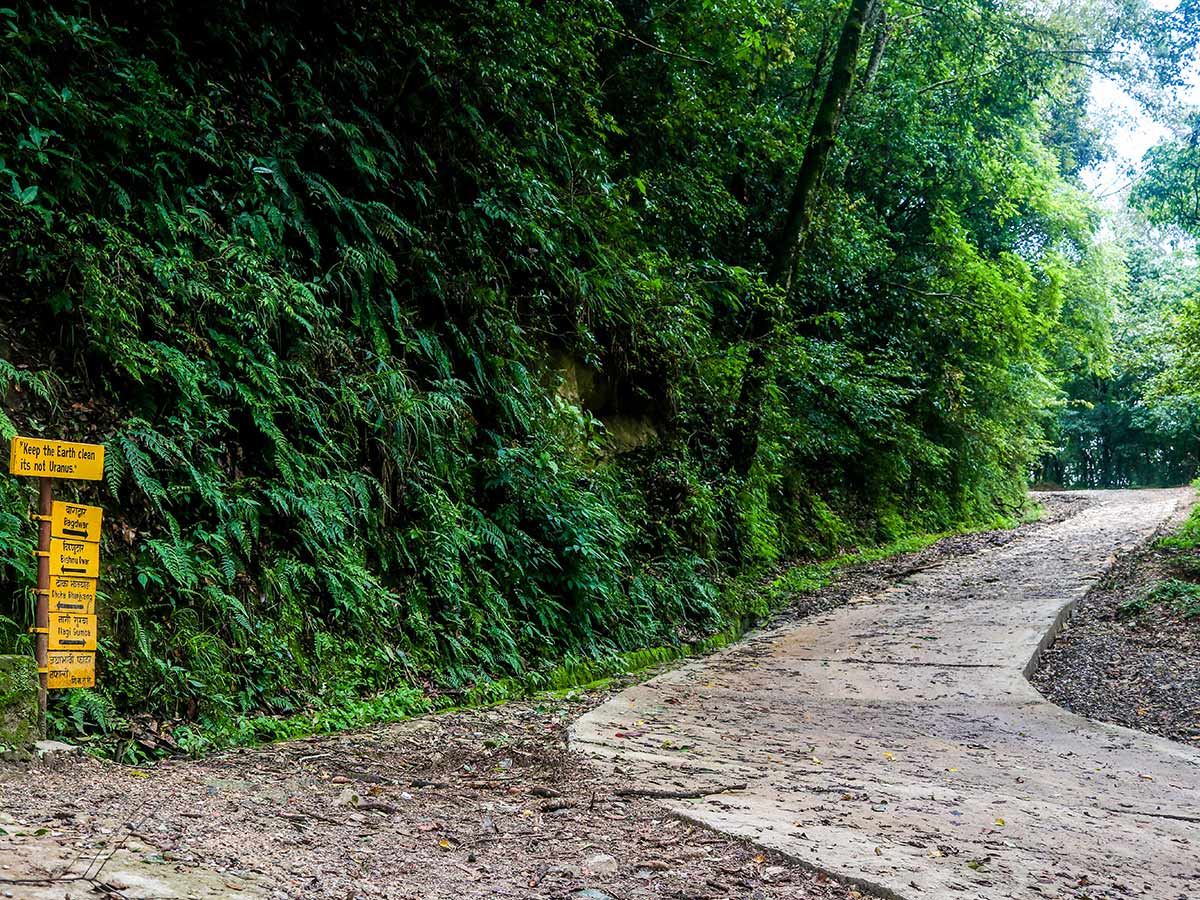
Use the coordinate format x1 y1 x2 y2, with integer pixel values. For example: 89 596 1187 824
46 651 95 689
48 613 97 651
48 537 100 578
48 575 97 614
9 436 105 480
50 501 103 543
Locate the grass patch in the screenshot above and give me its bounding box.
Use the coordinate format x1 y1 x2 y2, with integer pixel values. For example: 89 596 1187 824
1156 496 1200 551
1120 579 1200 620
1123 498 1200 621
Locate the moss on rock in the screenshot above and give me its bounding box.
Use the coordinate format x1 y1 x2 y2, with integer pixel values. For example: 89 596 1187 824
0 655 40 748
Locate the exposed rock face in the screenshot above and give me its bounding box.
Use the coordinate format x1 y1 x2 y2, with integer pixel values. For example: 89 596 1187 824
0 654 40 748
554 355 659 456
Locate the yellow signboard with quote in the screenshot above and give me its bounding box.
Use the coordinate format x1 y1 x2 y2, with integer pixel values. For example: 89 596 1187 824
8 437 105 480
10 433 106 695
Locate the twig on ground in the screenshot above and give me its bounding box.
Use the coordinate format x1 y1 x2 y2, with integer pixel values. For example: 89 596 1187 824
615 783 747 800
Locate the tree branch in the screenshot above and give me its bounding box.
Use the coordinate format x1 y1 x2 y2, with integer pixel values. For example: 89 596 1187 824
602 26 714 67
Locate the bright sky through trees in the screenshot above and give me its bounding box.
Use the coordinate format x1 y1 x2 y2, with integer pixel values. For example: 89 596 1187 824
1087 0 1198 204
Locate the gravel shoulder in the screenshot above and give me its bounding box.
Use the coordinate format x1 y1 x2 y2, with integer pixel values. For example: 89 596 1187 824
1032 492 1200 746
0 500 1088 900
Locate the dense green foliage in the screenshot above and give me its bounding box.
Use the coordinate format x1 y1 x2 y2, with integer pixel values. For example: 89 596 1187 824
1132 115 1200 425
0 0 1186 746
1036 236 1200 487
1032 1 1200 489
1037 9 1200 490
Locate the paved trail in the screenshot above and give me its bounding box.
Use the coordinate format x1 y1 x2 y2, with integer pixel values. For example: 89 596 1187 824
572 490 1200 899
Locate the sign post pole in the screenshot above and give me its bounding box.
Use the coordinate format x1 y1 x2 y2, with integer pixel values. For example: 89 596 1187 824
35 476 51 730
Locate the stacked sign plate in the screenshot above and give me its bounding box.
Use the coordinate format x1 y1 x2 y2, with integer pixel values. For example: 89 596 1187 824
46 500 102 686
9 436 105 690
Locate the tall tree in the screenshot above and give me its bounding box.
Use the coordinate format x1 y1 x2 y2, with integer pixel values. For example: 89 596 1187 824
727 0 881 485
767 0 878 290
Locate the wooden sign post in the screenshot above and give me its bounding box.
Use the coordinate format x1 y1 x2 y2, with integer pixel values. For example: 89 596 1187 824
8 436 105 726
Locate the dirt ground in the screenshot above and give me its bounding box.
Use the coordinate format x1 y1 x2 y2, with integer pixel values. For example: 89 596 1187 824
0 497 1088 900
1 693 877 900
1032 494 1200 746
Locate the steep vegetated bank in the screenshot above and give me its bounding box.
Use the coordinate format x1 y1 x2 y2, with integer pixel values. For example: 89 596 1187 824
0 1 1184 748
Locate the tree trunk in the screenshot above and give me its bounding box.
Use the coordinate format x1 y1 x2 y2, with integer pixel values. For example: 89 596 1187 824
726 0 879 485
861 5 891 90
799 20 836 132
765 0 877 291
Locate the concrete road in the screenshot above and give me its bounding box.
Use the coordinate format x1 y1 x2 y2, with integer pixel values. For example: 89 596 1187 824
571 490 1200 899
